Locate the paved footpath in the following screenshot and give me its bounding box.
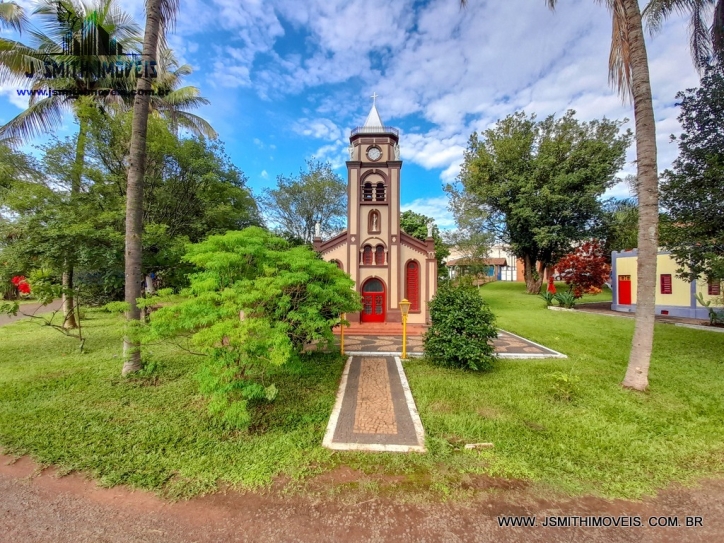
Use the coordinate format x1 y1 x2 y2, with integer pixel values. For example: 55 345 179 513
338 330 566 359
0 299 63 327
323 356 426 452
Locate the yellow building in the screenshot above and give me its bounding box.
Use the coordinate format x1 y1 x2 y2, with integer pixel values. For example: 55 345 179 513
612 249 721 318
313 99 437 324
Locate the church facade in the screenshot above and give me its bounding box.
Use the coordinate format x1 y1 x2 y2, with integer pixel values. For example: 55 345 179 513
313 102 437 324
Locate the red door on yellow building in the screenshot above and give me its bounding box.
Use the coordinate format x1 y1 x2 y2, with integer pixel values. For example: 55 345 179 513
361 278 385 323
618 275 632 305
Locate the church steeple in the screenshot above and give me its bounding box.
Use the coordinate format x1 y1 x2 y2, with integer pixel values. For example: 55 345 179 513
363 93 384 129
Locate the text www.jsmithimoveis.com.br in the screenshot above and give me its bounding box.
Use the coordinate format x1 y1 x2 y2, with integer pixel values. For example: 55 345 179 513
497 515 703 528
15 89 168 98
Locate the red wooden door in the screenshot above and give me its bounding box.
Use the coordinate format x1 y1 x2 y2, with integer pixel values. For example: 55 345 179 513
361 279 385 323
618 275 632 305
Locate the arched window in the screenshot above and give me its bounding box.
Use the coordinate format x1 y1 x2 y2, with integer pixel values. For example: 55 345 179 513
330 259 343 271
375 182 385 202
363 245 373 265
363 183 373 201
406 261 420 311
375 245 385 265
368 210 380 233
362 278 384 292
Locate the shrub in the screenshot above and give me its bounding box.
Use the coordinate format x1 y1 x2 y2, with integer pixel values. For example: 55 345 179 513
145 227 361 429
554 291 576 309
695 292 724 325
423 283 497 371
556 240 610 298
548 371 581 402
540 291 555 306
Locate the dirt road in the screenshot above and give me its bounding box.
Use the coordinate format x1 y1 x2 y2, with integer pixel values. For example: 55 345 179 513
1 455 722 542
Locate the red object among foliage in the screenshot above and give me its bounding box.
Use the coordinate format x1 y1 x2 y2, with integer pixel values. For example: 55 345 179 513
547 276 556 294
11 275 31 294
555 240 610 299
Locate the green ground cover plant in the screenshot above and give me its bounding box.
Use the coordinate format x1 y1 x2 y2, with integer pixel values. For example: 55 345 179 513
0 281 722 500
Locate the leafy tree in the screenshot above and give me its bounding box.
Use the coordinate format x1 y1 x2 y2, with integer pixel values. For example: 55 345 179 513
144 228 361 429
660 65 724 283
261 159 346 243
451 110 630 294
423 282 497 371
600 198 639 256
0 0 141 329
400 210 450 277
445 186 493 279
1 112 259 307
556 240 611 298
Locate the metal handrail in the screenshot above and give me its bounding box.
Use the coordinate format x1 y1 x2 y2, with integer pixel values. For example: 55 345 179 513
350 126 399 137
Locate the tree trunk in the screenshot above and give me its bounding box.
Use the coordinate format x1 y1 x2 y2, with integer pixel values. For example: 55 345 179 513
523 254 542 294
145 273 156 296
61 265 77 329
61 115 88 330
122 0 162 376
621 0 659 391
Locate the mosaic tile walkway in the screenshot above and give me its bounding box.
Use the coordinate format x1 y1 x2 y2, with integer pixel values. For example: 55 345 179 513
336 329 566 359
323 356 426 452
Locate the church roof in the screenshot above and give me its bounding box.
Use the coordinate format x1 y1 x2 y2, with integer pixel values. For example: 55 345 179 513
363 102 384 129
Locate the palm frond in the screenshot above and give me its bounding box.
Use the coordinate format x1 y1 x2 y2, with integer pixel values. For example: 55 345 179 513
608 0 633 101
0 40 46 83
643 0 715 71
0 1 29 33
174 111 218 139
155 86 210 108
0 95 68 142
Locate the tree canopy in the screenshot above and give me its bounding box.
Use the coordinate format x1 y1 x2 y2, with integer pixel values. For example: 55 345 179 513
144 227 361 429
400 210 450 276
449 110 631 293
660 65 724 282
0 111 260 304
261 159 347 244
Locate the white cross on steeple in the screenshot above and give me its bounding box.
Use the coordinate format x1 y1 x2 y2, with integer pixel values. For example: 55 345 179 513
371 92 378 105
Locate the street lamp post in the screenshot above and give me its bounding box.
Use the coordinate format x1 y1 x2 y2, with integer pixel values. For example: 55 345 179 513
399 299 411 360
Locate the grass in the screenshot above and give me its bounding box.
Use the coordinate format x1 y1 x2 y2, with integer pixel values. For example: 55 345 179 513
404 282 724 498
1 282 723 500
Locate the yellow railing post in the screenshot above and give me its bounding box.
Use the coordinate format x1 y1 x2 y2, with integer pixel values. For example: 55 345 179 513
399 298 411 360
402 313 408 360
340 313 345 355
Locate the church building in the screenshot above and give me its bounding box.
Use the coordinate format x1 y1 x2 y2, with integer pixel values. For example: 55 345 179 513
313 99 438 324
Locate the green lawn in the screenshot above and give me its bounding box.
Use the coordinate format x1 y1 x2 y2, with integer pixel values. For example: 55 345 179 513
1 282 723 500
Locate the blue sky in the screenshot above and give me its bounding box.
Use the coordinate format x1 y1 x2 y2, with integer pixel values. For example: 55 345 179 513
0 0 702 229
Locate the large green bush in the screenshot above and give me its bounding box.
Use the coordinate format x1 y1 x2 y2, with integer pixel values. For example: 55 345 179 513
423 283 497 371
144 227 361 429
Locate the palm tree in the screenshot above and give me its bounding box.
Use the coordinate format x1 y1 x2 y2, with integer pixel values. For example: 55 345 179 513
122 0 179 376
0 0 141 329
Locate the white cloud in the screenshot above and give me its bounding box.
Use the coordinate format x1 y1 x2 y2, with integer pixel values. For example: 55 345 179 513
292 118 342 140
0 83 30 110
401 196 455 230
261 169 269 179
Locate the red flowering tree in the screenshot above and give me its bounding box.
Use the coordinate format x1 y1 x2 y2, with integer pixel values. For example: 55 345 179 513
555 240 611 299
11 276 31 295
